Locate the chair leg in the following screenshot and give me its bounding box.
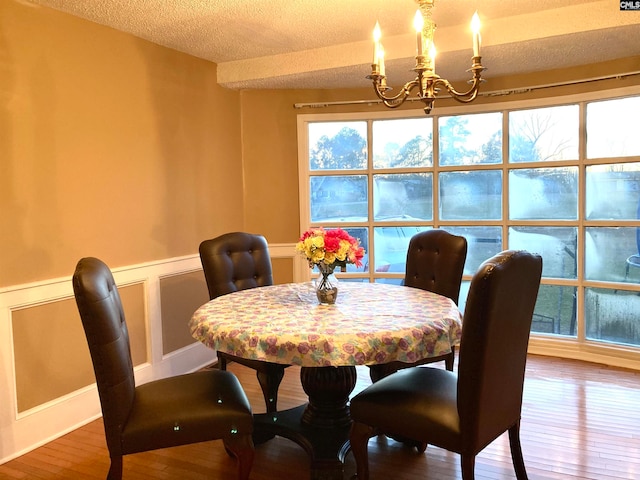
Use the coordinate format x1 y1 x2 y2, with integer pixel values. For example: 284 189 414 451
368 362 398 383
256 363 286 413
444 347 455 371
218 353 229 370
460 454 476 480
218 352 286 413
508 422 529 480
106 455 123 480
223 433 255 480
349 421 375 480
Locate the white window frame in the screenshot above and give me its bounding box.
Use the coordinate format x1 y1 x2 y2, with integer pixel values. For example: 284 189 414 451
297 85 640 370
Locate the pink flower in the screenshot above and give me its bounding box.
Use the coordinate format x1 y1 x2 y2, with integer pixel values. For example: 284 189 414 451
324 235 341 253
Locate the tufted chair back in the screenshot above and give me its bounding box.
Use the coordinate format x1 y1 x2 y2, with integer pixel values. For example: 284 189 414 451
368 229 467 381
199 232 274 300
199 232 287 414
404 229 468 305
72 257 135 457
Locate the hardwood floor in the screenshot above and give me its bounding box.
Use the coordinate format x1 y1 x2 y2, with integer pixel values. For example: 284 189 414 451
1 354 640 479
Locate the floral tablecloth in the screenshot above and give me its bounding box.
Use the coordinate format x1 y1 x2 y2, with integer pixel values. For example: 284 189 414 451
190 282 462 368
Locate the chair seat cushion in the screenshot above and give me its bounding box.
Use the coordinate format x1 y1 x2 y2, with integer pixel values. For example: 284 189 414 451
122 369 253 454
350 367 461 451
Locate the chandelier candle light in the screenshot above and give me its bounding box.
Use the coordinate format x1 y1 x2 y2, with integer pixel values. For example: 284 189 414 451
368 0 484 114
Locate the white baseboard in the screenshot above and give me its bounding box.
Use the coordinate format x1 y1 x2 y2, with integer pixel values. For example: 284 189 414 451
528 335 640 371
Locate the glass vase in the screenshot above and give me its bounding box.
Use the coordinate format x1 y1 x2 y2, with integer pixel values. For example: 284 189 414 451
315 263 339 304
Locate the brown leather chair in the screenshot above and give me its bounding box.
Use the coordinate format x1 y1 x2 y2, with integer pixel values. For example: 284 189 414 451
350 250 543 480
368 229 467 382
199 232 288 413
73 257 254 480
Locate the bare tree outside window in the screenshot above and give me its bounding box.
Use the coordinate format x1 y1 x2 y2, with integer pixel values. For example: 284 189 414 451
509 105 579 163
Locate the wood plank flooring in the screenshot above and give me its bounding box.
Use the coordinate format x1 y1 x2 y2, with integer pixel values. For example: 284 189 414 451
1 354 640 479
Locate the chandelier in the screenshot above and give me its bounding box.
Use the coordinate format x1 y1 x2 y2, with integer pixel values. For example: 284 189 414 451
367 0 484 115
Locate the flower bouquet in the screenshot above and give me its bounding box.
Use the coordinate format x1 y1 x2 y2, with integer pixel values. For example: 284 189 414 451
296 227 365 304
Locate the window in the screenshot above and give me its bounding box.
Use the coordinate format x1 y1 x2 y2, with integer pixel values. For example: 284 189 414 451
298 89 640 352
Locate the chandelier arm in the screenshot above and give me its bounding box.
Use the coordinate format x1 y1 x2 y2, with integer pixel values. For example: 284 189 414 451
435 76 482 103
373 79 421 108
431 60 485 103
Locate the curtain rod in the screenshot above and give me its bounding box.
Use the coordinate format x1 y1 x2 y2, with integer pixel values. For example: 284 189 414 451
293 70 640 110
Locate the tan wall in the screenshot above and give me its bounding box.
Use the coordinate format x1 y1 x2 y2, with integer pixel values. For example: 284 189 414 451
0 0 246 288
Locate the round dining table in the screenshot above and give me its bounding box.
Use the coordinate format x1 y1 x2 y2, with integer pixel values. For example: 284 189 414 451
190 281 462 480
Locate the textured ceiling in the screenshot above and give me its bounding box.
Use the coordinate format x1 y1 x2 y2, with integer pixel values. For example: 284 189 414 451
26 0 640 90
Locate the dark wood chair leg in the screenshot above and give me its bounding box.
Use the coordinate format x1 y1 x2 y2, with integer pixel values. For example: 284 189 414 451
460 454 476 480
107 455 123 480
349 422 375 480
218 354 229 370
444 347 455 371
218 352 286 412
368 362 399 383
508 422 529 480
256 363 286 413
223 433 255 480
